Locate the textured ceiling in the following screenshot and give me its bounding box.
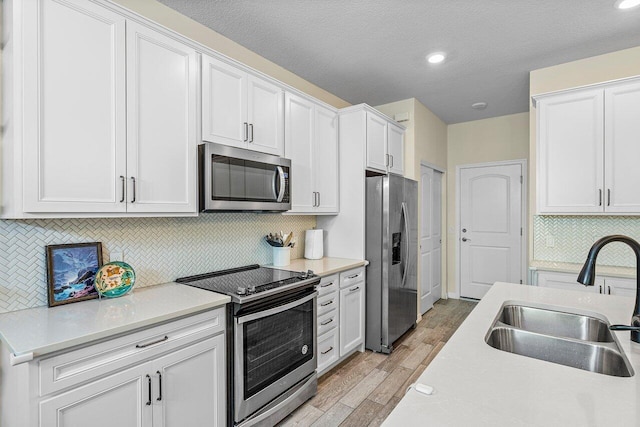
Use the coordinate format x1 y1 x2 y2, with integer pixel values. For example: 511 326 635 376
157 0 640 124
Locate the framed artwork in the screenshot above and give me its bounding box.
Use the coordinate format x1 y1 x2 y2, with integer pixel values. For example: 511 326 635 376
46 242 103 307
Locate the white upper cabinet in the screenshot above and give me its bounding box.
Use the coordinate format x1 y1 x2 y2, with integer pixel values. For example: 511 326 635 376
387 123 405 176
126 21 198 213
604 82 640 213
6 0 198 217
21 0 128 213
365 110 405 176
202 54 284 156
285 92 339 214
535 78 640 215
366 112 388 173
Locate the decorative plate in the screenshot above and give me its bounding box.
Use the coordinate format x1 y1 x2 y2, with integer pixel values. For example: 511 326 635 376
94 261 136 298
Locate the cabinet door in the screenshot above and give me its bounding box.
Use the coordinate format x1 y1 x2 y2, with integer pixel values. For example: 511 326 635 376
202 55 247 147
536 271 598 294
366 113 388 173
387 123 405 176
247 76 284 156
126 22 198 213
604 82 640 213
537 90 604 213
39 364 151 427
285 93 315 213
152 335 226 427
22 0 127 213
314 105 339 213
604 277 636 298
339 283 365 356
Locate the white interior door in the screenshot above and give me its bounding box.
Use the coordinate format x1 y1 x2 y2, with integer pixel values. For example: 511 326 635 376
460 163 522 299
420 165 442 314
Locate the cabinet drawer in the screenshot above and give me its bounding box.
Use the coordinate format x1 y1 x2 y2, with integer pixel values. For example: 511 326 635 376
340 267 364 289
317 292 338 316
318 309 338 336
317 329 339 375
317 274 339 296
39 308 225 396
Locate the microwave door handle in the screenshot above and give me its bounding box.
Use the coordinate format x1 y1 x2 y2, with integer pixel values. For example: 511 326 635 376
401 202 409 288
275 166 286 202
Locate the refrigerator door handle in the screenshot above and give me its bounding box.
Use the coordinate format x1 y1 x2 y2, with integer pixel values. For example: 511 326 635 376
401 202 410 288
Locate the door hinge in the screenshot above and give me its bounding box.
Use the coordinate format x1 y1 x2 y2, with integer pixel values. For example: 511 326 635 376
520 175 523 184
520 227 523 236
520 279 523 284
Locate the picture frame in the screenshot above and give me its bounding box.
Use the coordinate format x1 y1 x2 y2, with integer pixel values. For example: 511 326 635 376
46 242 103 307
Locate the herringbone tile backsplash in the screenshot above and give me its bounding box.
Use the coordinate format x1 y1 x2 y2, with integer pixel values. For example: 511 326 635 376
0 214 316 313
533 216 640 267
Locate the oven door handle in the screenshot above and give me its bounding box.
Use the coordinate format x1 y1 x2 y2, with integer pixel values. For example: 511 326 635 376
237 291 317 324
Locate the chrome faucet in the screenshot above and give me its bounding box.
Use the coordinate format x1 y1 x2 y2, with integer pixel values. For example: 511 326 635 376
577 235 640 343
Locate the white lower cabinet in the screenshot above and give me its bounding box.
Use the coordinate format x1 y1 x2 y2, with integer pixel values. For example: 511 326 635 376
535 270 635 297
316 268 366 376
339 269 366 357
6 309 226 427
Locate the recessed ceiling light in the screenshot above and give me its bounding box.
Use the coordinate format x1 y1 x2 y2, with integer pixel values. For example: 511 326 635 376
471 102 488 110
615 0 640 9
427 52 446 64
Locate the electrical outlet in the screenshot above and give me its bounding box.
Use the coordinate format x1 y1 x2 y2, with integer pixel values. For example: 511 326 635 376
110 251 123 262
545 235 555 248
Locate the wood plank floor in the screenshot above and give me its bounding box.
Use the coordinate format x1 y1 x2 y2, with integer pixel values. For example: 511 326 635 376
279 298 477 427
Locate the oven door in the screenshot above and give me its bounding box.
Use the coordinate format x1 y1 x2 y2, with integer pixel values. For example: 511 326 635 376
234 291 317 423
200 142 291 211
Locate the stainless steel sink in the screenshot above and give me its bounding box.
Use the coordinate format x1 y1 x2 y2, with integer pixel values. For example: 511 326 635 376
498 304 614 342
486 304 634 377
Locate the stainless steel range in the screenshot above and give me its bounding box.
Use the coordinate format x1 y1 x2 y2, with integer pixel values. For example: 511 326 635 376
177 265 319 427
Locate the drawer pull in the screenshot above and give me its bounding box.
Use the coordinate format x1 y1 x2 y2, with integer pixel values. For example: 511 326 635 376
347 273 361 279
320 300 334 307
146 374 152 405
321 318 334 326
320 282 334 288
136 335 168 349
321 346 334 355
156 371 163 401
349 286 360 292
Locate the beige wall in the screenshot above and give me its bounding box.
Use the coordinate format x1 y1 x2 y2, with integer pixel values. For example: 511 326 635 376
112 0 349 109
375 99 448 309
446 113 529 295
529 45 640 261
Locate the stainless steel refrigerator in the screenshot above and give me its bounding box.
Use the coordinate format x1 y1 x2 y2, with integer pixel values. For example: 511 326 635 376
365 174 418 354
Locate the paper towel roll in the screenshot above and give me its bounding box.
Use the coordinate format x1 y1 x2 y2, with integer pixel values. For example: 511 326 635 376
305 229 323 260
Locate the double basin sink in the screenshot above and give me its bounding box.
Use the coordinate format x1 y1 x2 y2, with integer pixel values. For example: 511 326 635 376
486 303 634 377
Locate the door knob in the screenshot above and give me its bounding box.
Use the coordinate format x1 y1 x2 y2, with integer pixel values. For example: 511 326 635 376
462 237 471 242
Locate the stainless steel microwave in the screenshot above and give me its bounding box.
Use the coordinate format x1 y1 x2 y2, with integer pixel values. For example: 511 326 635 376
199 143 291 212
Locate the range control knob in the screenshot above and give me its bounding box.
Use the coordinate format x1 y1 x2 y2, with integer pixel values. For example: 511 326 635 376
247 285 256 294
236 286 246 295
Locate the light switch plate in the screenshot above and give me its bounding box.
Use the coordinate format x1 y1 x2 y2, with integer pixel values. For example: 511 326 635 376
545 235 555 248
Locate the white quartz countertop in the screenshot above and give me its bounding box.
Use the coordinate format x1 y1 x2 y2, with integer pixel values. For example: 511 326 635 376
0 282 230 363
383 282 640 426
266 257 368 277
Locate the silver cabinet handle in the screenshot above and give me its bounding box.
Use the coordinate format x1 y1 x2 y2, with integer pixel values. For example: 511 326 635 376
249 123 254 142
607 189 611 206
130 177 136 203
320 300 334 307
349 286 360 292
320 318 333 326
461 237 471 242
386 154 390 166
135 335 168 349
390 155 394 168
321 346 334 355
599 189 602 206
608 286 611 295
243 122 248 142
119 176 125 203
317 192 320 207
146 374 152 405
320 282 334 288
156 371 162 401
312 192 316 207
347 273 361 279
599 285 603 294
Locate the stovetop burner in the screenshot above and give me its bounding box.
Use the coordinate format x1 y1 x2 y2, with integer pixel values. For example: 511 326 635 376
176 264 318 304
